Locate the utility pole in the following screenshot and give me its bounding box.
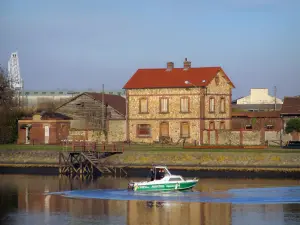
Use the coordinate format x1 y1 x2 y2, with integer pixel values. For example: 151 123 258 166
102 84 105 132
274 86 277 111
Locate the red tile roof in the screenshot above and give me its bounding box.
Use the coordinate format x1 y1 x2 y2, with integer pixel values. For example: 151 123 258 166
281 97 300 115
123 67 235 89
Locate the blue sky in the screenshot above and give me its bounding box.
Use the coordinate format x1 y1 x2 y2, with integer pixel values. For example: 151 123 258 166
0 0 299 99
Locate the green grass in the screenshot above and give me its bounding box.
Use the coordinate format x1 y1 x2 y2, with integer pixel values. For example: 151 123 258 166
0 144 68 151
0 144 299 153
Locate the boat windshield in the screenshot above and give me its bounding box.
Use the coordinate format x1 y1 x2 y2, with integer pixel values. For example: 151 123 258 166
149 167 171 181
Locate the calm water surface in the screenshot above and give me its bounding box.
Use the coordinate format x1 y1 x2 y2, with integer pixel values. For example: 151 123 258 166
1 174 300 225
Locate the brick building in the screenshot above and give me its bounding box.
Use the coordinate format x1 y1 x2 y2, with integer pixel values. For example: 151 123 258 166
18 112 71 144
123 58 235 144
232 111 282 131
281 97 300 141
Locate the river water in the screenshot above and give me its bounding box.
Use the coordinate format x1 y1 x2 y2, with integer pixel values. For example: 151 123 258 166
0 174 300 225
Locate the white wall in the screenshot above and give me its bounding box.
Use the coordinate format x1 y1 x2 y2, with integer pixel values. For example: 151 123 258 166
237 88 283 104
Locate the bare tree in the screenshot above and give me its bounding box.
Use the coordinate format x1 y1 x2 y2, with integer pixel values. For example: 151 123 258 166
0 66 23 144
0 67 15 110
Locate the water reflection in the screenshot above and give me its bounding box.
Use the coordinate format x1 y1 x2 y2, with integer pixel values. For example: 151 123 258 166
127 200 231 225
0 174 300 225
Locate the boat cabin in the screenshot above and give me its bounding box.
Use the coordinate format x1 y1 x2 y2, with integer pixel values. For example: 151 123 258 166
149 166 184 181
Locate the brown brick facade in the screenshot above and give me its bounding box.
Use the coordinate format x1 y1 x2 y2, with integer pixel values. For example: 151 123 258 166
232 112 282 131
18 115 70 145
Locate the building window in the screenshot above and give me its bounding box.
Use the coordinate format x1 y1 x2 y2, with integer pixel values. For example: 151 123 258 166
180 97 189 113
265 124 274 130
180 122 190 138
220 97 225 113
160 98 169 113
160 122 169 137
209 98 215 113
209 121 215 130
137 124 151 137
245 124 252 130
76 102 84 108
220 121 225 130
139 98 148 113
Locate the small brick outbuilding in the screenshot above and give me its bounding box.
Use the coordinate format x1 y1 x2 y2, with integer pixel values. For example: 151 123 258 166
18 111 71 145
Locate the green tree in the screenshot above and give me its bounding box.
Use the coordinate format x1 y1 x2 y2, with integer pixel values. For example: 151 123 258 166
285 118 300 134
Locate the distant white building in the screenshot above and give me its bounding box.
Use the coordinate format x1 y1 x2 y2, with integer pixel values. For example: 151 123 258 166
8 52 23 91
237 88 283 105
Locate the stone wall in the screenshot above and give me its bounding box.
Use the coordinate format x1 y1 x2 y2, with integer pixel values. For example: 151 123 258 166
203 130 262 145
242 131 261 145
68 120 125 143
107 120 126 143
265 131 300 146
203 130 300 146
215 130 241 145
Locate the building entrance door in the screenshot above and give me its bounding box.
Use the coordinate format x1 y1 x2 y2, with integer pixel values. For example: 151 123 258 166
44 125 50 144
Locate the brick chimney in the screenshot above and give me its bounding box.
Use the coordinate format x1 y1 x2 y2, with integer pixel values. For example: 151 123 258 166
166 62 174 71
183 58 191 70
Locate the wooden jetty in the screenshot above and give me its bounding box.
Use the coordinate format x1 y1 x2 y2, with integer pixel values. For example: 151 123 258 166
59 141 127 177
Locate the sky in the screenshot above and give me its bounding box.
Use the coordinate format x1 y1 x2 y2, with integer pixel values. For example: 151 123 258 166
0 0 299 99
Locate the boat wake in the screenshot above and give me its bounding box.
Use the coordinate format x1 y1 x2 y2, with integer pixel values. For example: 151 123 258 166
46 186 300 204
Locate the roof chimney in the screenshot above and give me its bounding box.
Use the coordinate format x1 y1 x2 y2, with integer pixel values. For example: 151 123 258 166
183 58 191 70
166 62 174 71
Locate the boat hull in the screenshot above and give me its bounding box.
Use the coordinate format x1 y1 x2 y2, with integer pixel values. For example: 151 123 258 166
128 180 198 192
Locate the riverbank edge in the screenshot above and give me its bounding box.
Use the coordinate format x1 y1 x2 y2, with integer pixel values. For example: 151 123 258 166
1 163 300 172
